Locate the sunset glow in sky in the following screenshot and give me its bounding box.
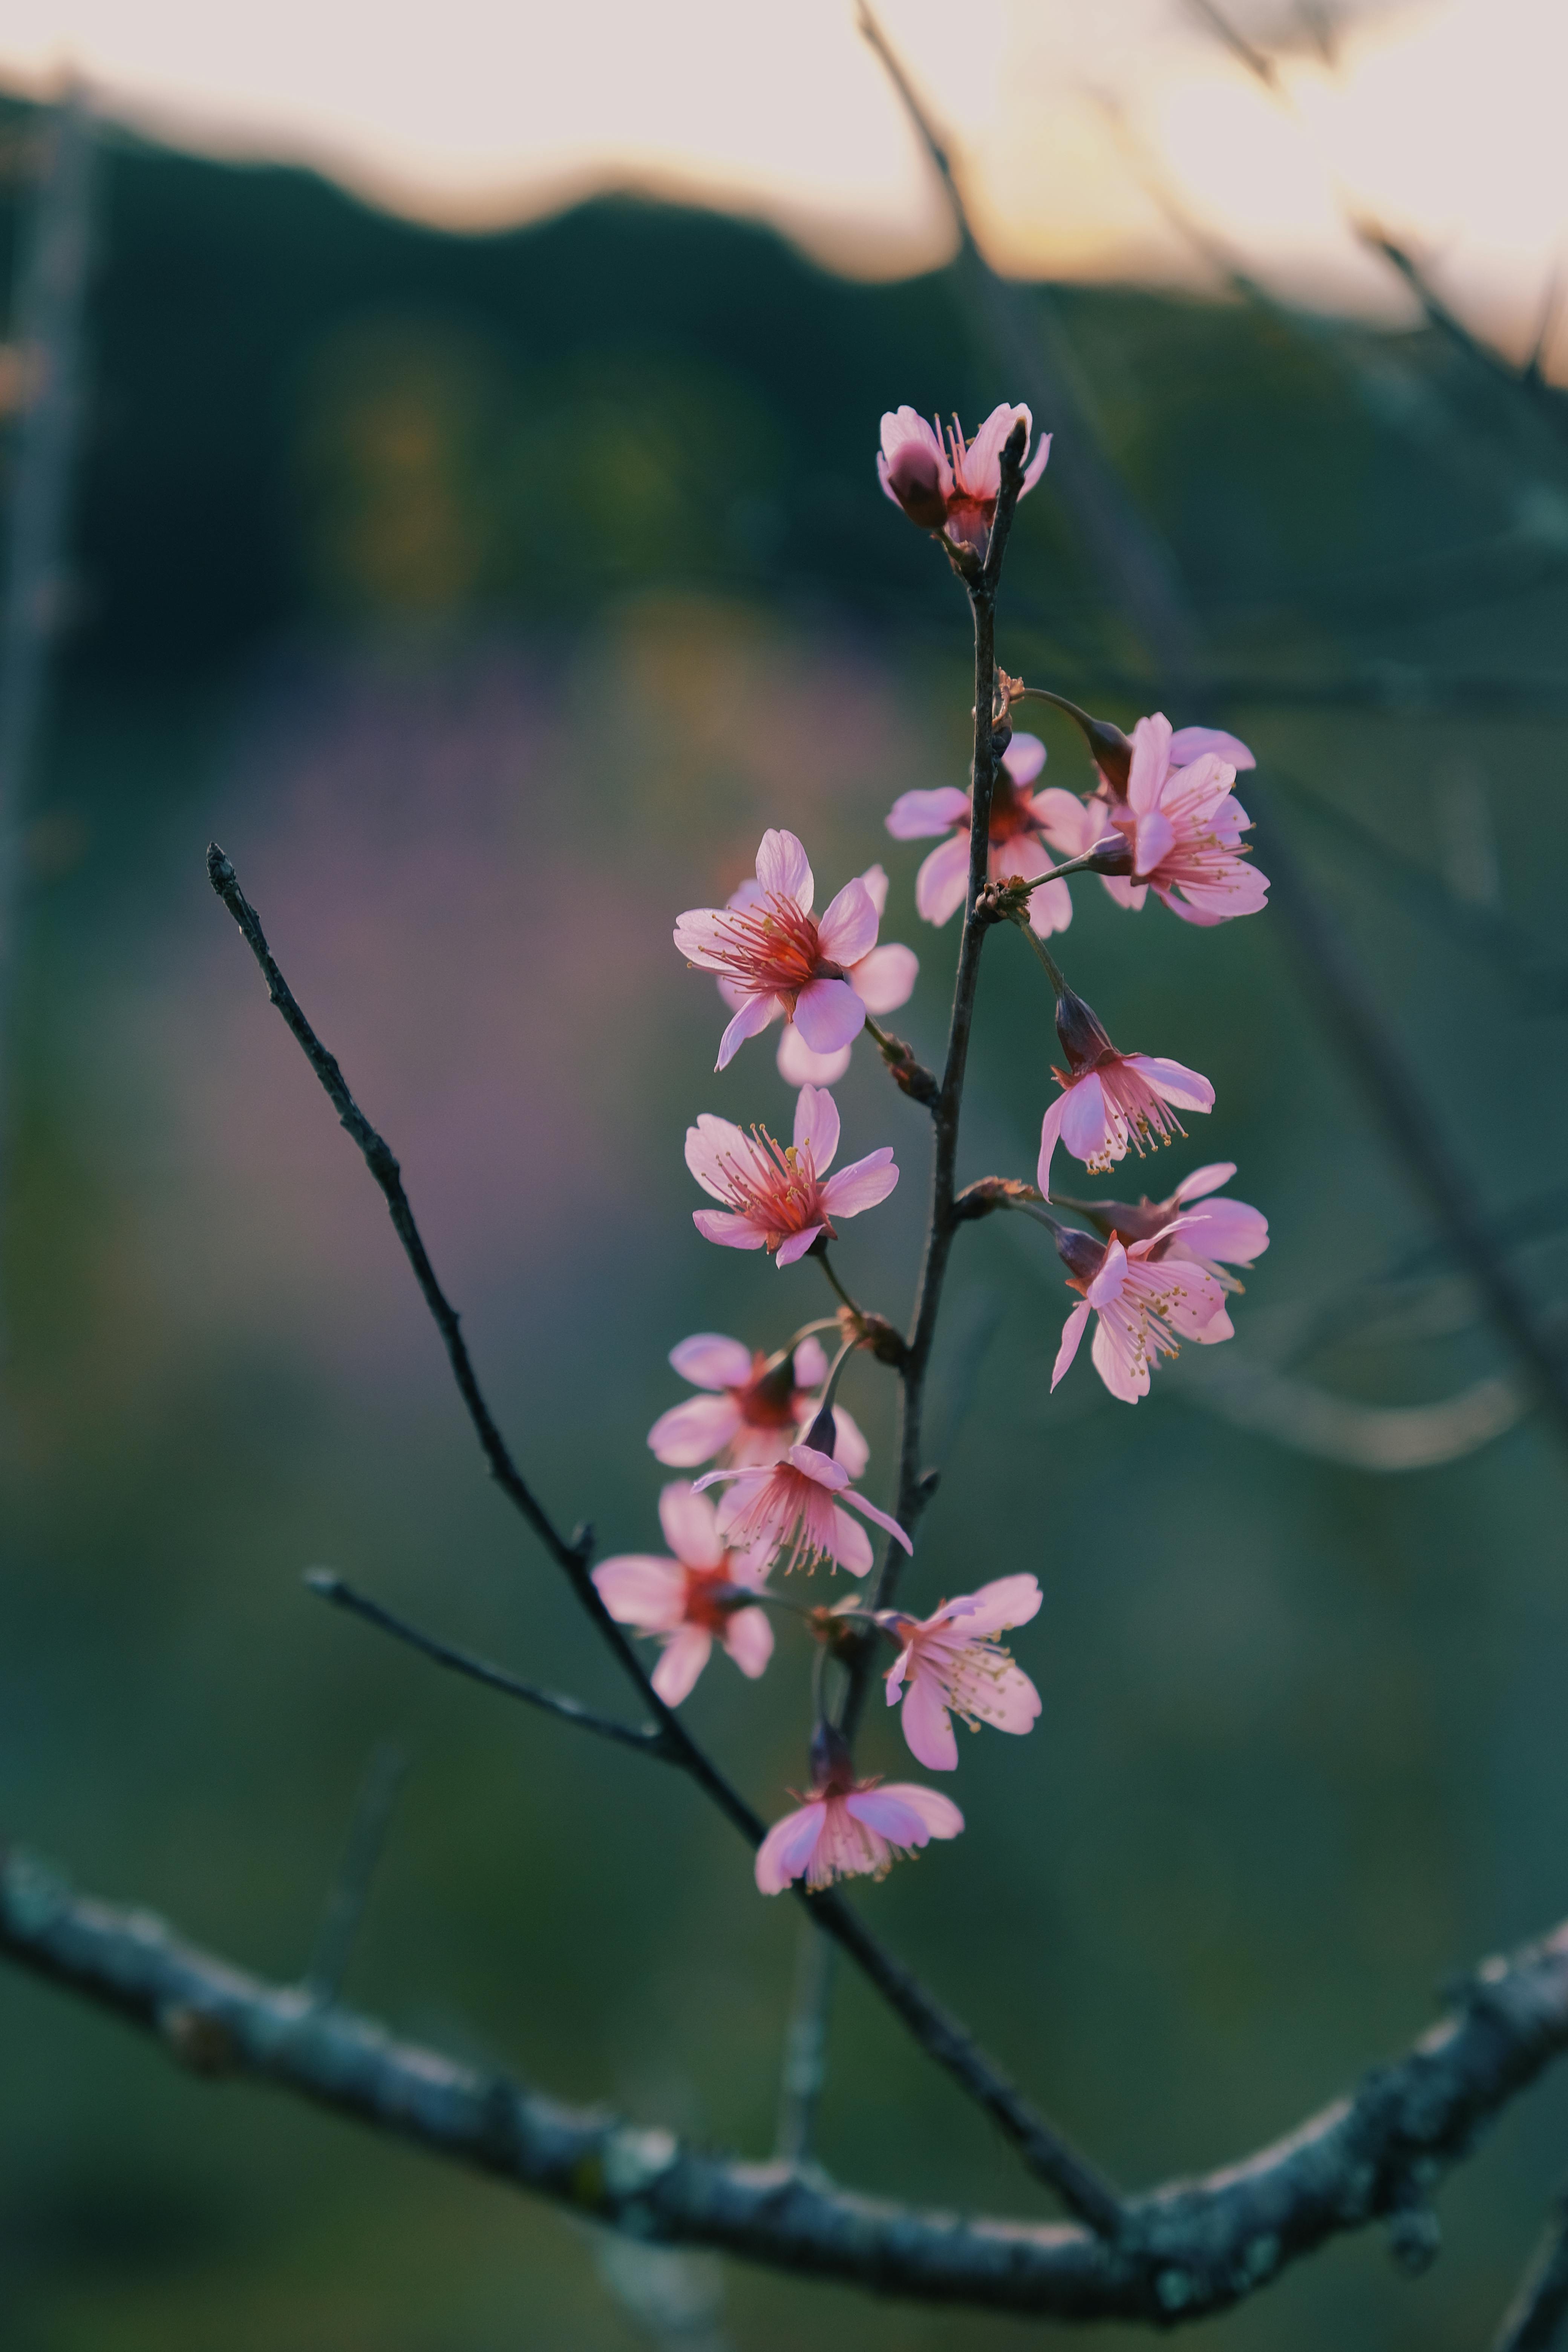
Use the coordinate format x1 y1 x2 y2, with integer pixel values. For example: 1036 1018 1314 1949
1 0 1563 372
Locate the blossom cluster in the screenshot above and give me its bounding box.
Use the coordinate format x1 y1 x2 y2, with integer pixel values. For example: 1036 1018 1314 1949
595 400 1271 1896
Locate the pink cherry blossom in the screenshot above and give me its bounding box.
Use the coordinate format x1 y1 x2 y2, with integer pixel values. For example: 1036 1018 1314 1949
1050 1226 1232 1405
676 830 906 1073
885 733 1074 939
880 1574 1042 1770
1077 1162 1268 1295
686 1084 898 1267
648 1331 870 1474
755 1727 963 1894
1037 988 1213 1198
1036 715 1266 925
695 1441 912 1579
877 403 1051 552
769 865 918 1086
592 1482 774 1706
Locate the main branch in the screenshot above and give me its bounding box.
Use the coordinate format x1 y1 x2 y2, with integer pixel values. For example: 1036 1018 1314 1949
8 1846 1568 2326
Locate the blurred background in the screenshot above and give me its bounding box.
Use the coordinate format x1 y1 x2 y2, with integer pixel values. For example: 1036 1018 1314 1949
1 3 1567 2346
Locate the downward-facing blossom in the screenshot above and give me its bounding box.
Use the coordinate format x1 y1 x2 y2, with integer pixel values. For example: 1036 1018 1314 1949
880 1575 1042 1770
696 1441 912 1578
592 1482 773 1706
1037 987 1213 1198
648 1331 869 1475
1050 1225 1231 1405
885 734 1075 938
877 403 1051 552
771 866 918 1086
1037 715 1267 925
687 1084 898 1267
1082 1162 1269 1294
676 830 910 1072
755 1725 963 1894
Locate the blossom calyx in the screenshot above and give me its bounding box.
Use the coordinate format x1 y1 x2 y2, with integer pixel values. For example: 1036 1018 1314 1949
1052 984 1117 1071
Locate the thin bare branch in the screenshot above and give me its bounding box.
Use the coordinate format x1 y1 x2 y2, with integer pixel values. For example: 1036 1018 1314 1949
774 1918 837 2167
303 1740 407 2004
8 1845 1568 2325
1492 2188 1568 2352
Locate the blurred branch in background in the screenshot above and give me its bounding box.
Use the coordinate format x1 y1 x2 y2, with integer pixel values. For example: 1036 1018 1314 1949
302 1739 407 2007
0 92 93 1281
1492 2185 1568 2352
857 1 1568 1461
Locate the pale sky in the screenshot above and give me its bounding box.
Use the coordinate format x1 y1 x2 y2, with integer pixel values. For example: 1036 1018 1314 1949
2 0 1564 373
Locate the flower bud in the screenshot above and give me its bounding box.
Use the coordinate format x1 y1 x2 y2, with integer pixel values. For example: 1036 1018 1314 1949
1083 828 1133 876
884 439 949 530
1053 984 1115 1071
808 1717 856 1794
801 1400 839 1456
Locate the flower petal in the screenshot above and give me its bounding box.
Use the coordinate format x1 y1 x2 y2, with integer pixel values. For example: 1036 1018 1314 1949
1090 1306 1148 1402
792 1082 839 1170
657 1480 725 1568
1174 1196 1268 1264
1126 713 1174 815
1058 1070 1112 1164
1002 732 1047 786
1037 1092 1066 1198
692 1209 767 1249
824 1401 870 1478
1027 876 1073 938
773 1223 825 1267
755 1799 827 1894
1051 1300 1091 1390
792 1335 828 1389
716 989 781 1072
1169 724 1255 772
839 1487 914 1554
1173 1161 1236 1204
652 1625 713 1706
668 1332 753 1390
685 1115 753 1202
914 832 970 926
850 942 918 1015
827 1506 874 1575
755 828 813 911
1032 787 1099 856
793 976 866 1055
817 876 880 968
899 1670 959 1770
944 1574 1043 1636
591 1555 686 1632
647 1392 744 1466
1124 1055 1215 1113
821 1148 899 1219
776 1022 852 1089
885 787 971 841
721 1605 774 1679
877 1783 965 1839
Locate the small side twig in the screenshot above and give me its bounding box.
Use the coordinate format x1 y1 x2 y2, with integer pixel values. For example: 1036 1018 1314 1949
775 1917 838 2167
1491 2188 1568 2352
305 1572 666 1760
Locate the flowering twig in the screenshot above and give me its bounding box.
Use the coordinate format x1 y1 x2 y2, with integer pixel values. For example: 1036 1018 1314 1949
206 843 1123 2232
9 1844 1568 2325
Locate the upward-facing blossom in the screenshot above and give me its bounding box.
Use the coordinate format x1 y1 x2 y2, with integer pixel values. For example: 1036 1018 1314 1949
592 1482 773 1706
648 1331 869 1474
686 1084 898 1267
880 1575 1042 1770
1078 1162 1268 1294
878 403 1051 552
755 1724 963 1894
1037 987 1213 1199
770 866 918 1087
695 1441 911 1578
885 733 1076 938
1036 715 1267 925
676 831 911 1072
1050 1224 1231 1404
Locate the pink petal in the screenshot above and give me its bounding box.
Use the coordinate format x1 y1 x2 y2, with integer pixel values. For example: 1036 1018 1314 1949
651 1625 713 1706
792 1082 840 1170
983 1662 1043 1735
1176 1196 1268 1264
839 1487 914 1554
824 1401 870 1478
773 1223 825 1266
1124 1055 1214 1113
755 1799 827 1894
793 977 866 1055
1002 732 1047 786
827 1506 874 1575
1086 1238 1129 1309
843 1787 937 1846
1133 808 1175 876
1125 713 1174 816
657 1480 725 1568
1032 787 1099 855
914 833 970 926
1169 724 1255 771
647 1392 744 1466
1173 1162 1236 1204
1051 1300 1091 1390
990 830 1050 885
1037 1093 1066 1197
790 1335 828 1390
879 406 952 495
899 1671 958 1770
785 1442 849 1489
776 1022 851 1088
1099 874 1148 912
721 1605 774 1679
1020 430 1052 493
821 1148 899 1219
945 1573 1042 1636
692 1209 767 1250
961 401 1027 495
877 1783 965 1839
755 828 813 911
1059 1071 1112 1163
1027 876 1073 938
591 1555 686 1632
672 908 733 967
1090 1308 1148 1402
816 876 880 968
716 989 781 1072
684 1114 753 1201
850 942 918 1015
858 862 890 916
885 787 971 841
